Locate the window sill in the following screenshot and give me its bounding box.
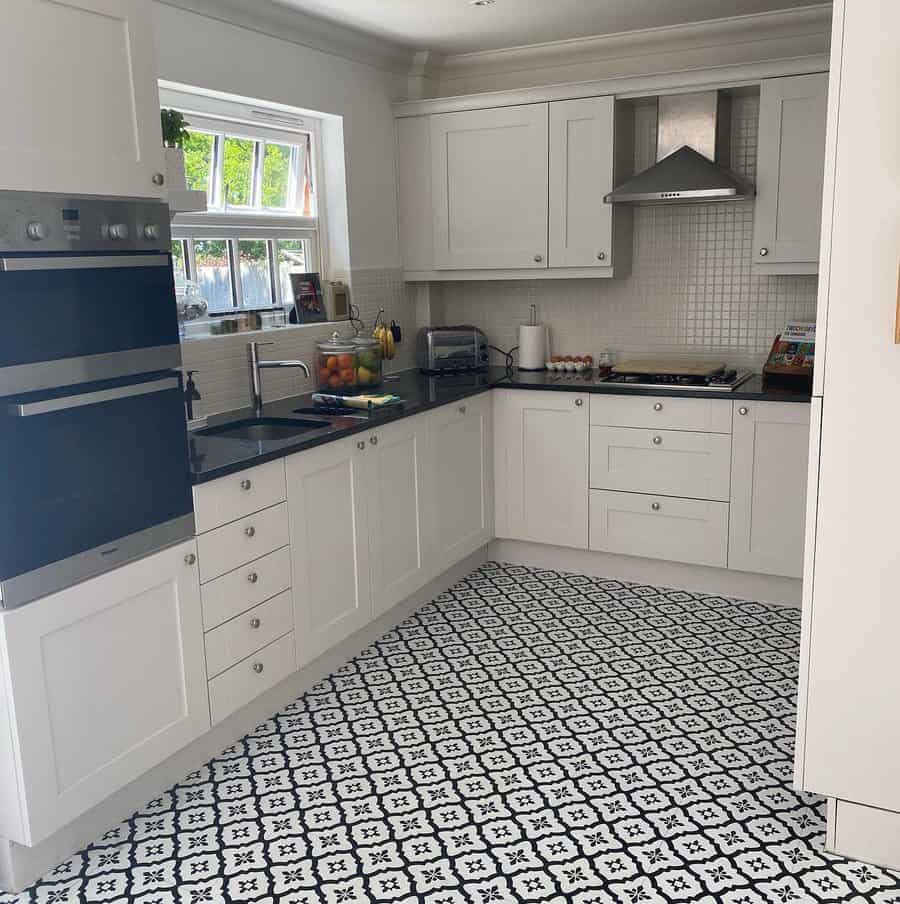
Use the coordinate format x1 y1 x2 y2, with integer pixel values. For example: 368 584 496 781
180 319 343 344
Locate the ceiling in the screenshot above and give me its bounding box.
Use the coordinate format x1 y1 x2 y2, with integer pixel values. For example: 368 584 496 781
270 0 830 55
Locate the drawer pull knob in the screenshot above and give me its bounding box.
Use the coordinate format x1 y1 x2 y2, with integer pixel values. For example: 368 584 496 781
184 553 196 565
357 441 366 451
249 617 261 629
240 479 252 491
247 572 259 584
651 502 661 512
759 247 769 257
597 251 606 261
533 254 543 263
652 436 663 445
244 526 256 538
653 402 663 411
739 406 749 416
575 399 583 407
252 662 264 674
370 435 378 446
459 404 467 414
152 172 165 186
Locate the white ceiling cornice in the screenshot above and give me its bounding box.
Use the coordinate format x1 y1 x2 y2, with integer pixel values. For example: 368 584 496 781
155 0 415 73
437 5 832 82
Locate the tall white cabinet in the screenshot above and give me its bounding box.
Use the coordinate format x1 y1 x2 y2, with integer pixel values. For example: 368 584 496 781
1 0 166 198
796 0 900 866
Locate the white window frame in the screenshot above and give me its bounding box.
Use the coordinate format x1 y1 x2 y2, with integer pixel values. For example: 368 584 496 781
165 90 329 312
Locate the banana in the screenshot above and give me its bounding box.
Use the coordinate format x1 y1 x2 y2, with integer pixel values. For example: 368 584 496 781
386 330 396 360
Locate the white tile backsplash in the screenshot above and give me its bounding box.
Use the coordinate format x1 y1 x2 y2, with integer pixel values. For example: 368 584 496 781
431 94 818 371
181 268 417 417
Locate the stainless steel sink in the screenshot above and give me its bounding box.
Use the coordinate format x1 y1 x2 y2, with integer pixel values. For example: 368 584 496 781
197 417 329 442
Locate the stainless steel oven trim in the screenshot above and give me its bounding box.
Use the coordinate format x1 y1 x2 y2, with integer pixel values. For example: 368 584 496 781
8 376 179 417
0 253 169 272
0 513 196 610
0 345 183 396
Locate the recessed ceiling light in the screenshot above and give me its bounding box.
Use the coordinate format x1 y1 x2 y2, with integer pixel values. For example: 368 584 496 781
470 0 495 6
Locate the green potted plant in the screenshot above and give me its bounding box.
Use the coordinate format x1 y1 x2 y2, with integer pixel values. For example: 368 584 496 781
160 108 190 192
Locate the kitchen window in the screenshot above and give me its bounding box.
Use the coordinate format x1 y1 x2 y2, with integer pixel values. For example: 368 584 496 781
169 109 323 315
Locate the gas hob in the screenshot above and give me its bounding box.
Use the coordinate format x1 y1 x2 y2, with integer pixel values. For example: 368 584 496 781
599 366 753 392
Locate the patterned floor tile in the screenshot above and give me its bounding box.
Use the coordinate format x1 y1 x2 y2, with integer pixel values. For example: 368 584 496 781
2 563 899 903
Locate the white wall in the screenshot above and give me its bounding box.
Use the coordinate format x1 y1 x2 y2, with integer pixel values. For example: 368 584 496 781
152 3 401 271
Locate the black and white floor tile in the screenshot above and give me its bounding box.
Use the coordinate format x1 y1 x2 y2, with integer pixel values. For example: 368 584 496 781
3 562 899 904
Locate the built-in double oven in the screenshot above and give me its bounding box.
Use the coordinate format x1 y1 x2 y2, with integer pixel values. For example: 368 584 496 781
0 192 194 608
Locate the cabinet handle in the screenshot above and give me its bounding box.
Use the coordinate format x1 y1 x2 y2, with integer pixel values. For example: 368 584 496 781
652 435 663 445
357 441 366 451
152 172 165 186
759 247 769 257
533 254 543 263
240 479 252 491
249 618 261 629
369 436 378 446
247 572 259 584
653 402 663 412
252 662 264 674
651 502 661 512
244 525 256 537
184 552 196 565
597 251 606 261
575 399 584 407
739 407 749 416
458 404 467 414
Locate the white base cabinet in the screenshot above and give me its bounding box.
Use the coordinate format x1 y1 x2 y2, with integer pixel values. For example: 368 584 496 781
0 541 208 846
1 0 166 199
728 401 811 578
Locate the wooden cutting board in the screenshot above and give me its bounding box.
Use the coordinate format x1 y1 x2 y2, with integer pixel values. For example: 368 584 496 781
613 358 726 376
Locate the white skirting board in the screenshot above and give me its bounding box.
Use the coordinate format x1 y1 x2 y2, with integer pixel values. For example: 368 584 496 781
0 547 488 894
488 539 802 607
827 798 900 871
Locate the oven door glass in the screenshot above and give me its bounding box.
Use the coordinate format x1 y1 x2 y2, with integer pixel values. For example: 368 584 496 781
0 252 180 391
0 373 193 598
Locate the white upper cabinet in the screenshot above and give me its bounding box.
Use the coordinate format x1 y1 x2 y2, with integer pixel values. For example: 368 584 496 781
1 0 166 199
728 401 810 578
495 389 590 549
431 104 550 270
549 97 617 270
0 541 208 846
753 73 829 273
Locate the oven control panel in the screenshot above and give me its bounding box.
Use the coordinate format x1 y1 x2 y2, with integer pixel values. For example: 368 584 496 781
0 191 171 254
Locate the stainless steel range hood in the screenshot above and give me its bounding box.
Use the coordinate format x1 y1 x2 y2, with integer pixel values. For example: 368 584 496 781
604 91 753 204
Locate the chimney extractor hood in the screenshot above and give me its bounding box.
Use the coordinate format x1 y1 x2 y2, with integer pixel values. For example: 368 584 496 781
605 91 753 204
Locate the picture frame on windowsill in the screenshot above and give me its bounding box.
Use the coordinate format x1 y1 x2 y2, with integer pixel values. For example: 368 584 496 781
288 272 327 324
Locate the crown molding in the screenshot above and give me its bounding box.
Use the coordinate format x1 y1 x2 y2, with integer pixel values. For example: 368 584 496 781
436 5 832 83
155 0 415 74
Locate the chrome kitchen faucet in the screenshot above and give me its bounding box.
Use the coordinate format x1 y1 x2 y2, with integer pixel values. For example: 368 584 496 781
248 341 311 414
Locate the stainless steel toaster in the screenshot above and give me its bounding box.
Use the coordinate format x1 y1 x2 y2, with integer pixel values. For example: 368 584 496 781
416 326 490 374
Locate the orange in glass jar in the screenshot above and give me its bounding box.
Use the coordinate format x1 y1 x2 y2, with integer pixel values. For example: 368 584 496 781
339 368 356 384
318 367 331 384
337 353 354 370
326 355 340 372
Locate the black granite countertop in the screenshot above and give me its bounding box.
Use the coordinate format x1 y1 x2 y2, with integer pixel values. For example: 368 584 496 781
189 367 810 483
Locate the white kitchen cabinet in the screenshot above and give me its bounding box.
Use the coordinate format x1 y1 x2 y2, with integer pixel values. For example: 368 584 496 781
365 417 433 617
287 436 372 668
753 73 828 274
431 104 549 270
549 96 629 272
430 393 494 571
1 0 166 199
728 401 810 578
0 540 208 846
494 389 590 549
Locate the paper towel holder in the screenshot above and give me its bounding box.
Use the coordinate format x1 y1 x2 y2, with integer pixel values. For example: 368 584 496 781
518 304 548 371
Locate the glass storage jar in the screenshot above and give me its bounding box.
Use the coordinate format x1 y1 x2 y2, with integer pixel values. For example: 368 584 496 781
315 331 358 392
352 335 383 389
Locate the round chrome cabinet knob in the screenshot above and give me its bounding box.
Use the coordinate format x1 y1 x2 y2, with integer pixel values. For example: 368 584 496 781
653 402 663 411
739 407 749 416
759 247 769 257
244 526 256 537
247 572 259 584
652 436 663 445
459 405 467 414
575 399 584 407
107 223 129 241
152 172 165 186
143 224 161 240
249 618 261 629
651 502 661 512
26 221 48 241
184 553 196 565
240 479 252 490
369 436 378 446
597 251 606 261
252 662 264 674
357 441 366 451
533 254 543 263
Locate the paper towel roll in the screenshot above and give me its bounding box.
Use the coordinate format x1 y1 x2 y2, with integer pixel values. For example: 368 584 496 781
518 324 548 371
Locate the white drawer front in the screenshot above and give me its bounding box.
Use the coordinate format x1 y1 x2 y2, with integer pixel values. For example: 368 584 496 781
590 490 729 568
201 546 292 630
208 631 296 725
590 426 732 501
193 460 286 534
590 395 732 433
205 591 293 678
197 503 290 583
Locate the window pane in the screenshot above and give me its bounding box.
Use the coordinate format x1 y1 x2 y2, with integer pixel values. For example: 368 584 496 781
239 240 271 307
222 136 255 206
261 143 292 209
183 131 214 196
171 240 186 283
276 240 308 306
193 240 232 311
